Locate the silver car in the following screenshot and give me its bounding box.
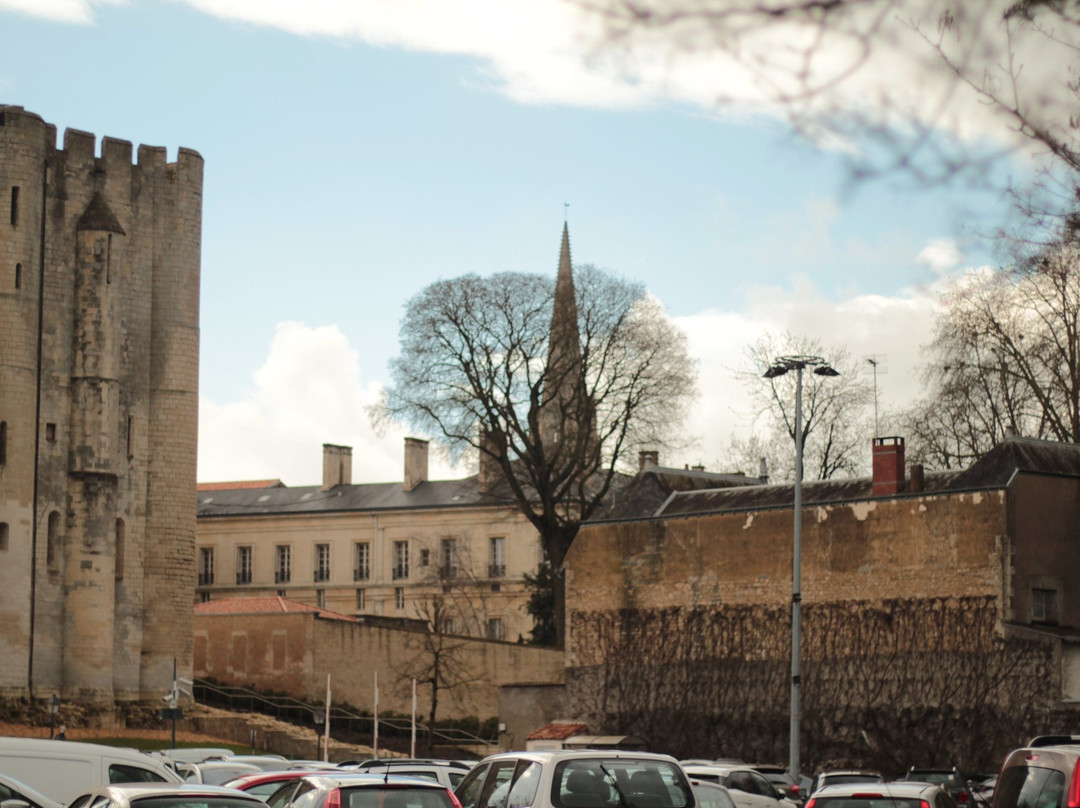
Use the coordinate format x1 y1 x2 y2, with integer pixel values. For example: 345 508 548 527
0 773 63 808
65 783 269 808
455 749 694 808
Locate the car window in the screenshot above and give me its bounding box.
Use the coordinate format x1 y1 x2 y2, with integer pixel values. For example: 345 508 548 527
506 762 542 808
450 774 466 790
748 773 778 799
692 784 737 808
289 781 319 808
395 772 441 784
996 767 1067 808
340 788 455 808
246 782 294 799
554 759 691 808
109 764 168 784
267 780 306 808
457 764 492 808
68 796 93 808
724 774 754 794
937 793 958 808
482 761 520 808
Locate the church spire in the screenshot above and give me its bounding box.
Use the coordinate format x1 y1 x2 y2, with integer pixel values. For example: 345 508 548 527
541 222 587 453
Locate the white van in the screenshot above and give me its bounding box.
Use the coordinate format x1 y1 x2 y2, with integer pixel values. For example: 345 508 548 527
0 738 181 805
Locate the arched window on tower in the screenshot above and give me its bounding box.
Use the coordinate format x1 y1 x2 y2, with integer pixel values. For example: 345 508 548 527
46 511 60 570
115 519 125 581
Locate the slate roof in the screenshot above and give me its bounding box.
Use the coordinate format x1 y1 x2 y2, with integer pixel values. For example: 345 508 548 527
596 464 766 521
592 436 1080 523
194 596 357 622
197 476 518 518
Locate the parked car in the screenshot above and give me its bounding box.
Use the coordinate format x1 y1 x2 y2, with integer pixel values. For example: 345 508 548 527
0 737 182 804
265 773 459 808
340 760 473 789
224 772 315 799
179 761 265 785
65 783 268 808
809 772 884 795
161 748 238 764
805 781 957 808
682 764 791 808
689 780 739 808
993 741 1080 808
456 749 694 808
0 773 63 808
900 768 973 805
227 756 292 772
751 766 804 805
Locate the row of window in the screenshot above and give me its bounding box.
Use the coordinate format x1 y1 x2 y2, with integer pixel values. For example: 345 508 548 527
198 537 508 586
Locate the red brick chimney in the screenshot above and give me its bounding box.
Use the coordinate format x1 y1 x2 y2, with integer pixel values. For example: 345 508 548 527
872 436 905 496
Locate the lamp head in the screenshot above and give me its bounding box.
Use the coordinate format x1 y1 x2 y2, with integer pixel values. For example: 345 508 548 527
763 365 788 379
814 365 840 377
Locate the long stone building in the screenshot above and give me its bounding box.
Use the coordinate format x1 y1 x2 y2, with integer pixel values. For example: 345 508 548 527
0 105 202 702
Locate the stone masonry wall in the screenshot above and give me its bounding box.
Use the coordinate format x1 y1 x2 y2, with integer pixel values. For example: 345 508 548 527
0 105 202 701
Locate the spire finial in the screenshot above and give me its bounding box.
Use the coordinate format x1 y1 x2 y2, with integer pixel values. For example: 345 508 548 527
564 202 569 223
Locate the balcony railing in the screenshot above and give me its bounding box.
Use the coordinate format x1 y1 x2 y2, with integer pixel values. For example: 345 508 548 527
353 567 370 581
314 569 331 583
391 566 409 580
274 570 291 584
488 564 506 578
438 565 459 580
236 571 252 585
197 572 214 586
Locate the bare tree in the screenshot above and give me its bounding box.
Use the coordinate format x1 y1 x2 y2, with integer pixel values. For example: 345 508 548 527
576 0 1080 231
378 263 697 645
725 332 874 481
902 236 1080 467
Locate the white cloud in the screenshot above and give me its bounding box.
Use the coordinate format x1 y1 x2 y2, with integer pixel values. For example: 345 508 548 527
9 0 1073 165
199 239 976 483
197 321 463 486
0 0 123 23
916 238 964 275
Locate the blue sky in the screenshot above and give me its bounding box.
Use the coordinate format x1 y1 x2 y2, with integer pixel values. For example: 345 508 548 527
0 0 1032 484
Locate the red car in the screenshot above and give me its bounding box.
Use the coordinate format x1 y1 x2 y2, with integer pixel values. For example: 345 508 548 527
223 771 313 799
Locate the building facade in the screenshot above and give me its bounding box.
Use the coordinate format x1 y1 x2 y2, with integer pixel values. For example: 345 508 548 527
197 440 543 643
563 436 1080 766
0 105 202 702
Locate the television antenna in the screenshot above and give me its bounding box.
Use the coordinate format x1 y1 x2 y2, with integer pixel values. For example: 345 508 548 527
863 354 888 437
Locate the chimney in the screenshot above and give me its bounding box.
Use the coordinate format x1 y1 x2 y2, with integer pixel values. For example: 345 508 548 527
691 464 705 472
872 436 906 497
759 457 769 484
909 462 925 493
639 450 659 471
478 429 503 493
404 437 429 492
322 443 352 491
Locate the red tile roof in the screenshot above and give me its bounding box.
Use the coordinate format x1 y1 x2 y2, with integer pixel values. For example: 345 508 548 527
197 479 285 492
526 722 588 741
194 596 357 622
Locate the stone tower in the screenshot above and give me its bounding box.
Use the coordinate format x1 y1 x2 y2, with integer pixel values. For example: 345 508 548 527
0 106 202 702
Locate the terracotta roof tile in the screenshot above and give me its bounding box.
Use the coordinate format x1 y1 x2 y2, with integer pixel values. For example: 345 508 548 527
194 596 357 623
197 480 285 492
526 722 588 741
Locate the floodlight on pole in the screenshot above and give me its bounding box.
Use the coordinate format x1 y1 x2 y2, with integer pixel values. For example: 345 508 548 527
761 354 838 781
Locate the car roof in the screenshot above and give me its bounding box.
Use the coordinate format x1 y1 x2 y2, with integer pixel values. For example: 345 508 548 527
0 772 64 808
812 782 946 799
292 774 450 789
76 783 268 802
224 771 310 788
476 751 681 766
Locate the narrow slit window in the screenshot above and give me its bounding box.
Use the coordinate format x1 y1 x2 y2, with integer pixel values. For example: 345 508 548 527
126 417 133 459
14 263 20 289
115 519 125 581
45 423 55 442
10 187 18 226
0 421 6 465
46 511 60 569
0 523 8 552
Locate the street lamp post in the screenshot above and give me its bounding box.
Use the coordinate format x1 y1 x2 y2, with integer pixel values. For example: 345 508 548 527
763 355 839 781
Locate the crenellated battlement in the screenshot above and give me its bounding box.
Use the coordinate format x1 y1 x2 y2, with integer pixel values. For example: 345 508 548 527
1 105 202 173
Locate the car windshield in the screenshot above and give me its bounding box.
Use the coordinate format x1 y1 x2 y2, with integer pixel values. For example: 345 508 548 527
553 760 692 808
813 799 925 808
339 787 454 808
995 767 1066 808
132 798 262 808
